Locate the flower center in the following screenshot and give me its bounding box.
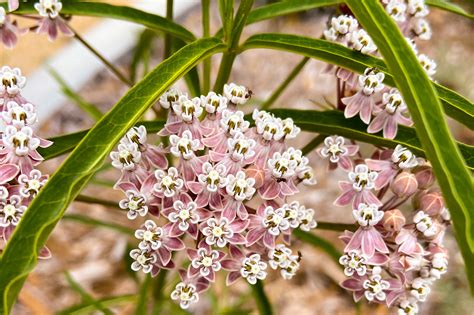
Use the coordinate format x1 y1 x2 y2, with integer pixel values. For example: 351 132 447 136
3 205 17 218
201 256 213 267
178 209 190 220
212 226 224 237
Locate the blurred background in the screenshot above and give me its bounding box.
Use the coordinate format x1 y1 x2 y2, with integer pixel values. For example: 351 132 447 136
1 1 473 314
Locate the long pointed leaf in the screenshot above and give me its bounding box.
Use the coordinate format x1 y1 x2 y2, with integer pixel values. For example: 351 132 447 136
425 0 473 19
0 38 226 313
346 0 474 290
240 33 474 129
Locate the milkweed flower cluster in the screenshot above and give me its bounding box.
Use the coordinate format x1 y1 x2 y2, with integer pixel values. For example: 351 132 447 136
0 66 52 257
111 84 317 309
318 138 449 314
322 0 437 140
1 0 72 48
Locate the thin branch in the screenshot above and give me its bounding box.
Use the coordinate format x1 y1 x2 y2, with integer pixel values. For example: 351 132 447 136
74 194 122 210
250 280 273 315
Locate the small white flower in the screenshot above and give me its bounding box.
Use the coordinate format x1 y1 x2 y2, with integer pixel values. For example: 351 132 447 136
363 273 390 301
412 18 431 40
382 89 407 114
226 171 256 201
223 83 251 105
268 151 297 179
280 256 300 280
417 54 437 78
240 253 267 284
440 207 450 221
119 190 148 220
281 201 302 229
353 203 384 227
392 145 418 169
320 136 349 163
262 206 290 236
286 147 308 173
191 247 222 277
110 142 141 171
202 217 233 248
405 37 419 54
397 298 419 315
123 125 147 146
1 102 37 127
330 15 359 38
3 125 40 157
134 220 163 250
227 132 256 162
297 166 317 186
413 211 437 237
255 114 283 141
34 0 63 19
0 66 27 95
339 250 368 276
280 118 300 139
172 95 202 122
385 0 407 22
429 253 448 279
407 0 429 17
169 130 201 160
220 110 250 136
159 88 183 109
410 277 431 301
168 200 199 232
18 169 47 198
350 29 377 54
323 26 338 42
130 248 157 274
0 195 25 227
201 91 227 114
197 163 228 193
348 164 378 191
297 205 317 231
359 68 385 95
154 167 184 198
268 244 293 269
170 282 199 309
0 186 8 200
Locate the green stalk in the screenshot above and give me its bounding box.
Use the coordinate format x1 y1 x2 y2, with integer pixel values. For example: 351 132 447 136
62 214 134 235
164 0 174 59
250 281 273 315
293 229 342 265
202 0 211 93
260 57 309 109
135 275 152 315
152 270 169 313
74 194 122 210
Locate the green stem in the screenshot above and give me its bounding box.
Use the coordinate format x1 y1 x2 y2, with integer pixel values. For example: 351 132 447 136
68 26 132 86
63 214 133 235
317 221 356 232
301 134 326 155
250 281 273 315
202 0 211 93
164 0 174 59
293 229 342 265
135 275 151 315
214 53 236 93
152 270 168 314
74 194 122 210
260 57 309 109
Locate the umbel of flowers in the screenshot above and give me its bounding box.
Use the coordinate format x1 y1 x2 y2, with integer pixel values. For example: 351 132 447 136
111 83 317 310
0 66 52 257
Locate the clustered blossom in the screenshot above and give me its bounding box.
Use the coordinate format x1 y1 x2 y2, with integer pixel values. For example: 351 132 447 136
0 66 52 257
321 137 450 314
111 84 317 310
323 0 436 139
1 0 72 49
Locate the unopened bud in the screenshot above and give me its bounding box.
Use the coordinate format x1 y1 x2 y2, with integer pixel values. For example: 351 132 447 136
419 191 444 216
382 209 406 232
413 165 435 189
245 165 265 189
391 172 418 197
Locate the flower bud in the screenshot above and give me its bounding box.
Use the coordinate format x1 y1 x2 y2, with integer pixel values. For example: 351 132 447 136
245 165 265 189
391 172 418 197
419 191 444 216
382 209 406 232
413 165 435 189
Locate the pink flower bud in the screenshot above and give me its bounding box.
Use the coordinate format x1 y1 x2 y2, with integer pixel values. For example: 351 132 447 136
419 191 444 215
413 165 434 189
382 209 406 232
245 165 265 189
391 172 418 197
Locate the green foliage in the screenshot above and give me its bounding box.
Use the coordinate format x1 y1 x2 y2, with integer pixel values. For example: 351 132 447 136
425 0 474 19
58 295 136 315
0 38 226 313
293 230 342 265
240 33 474 130
346 0 474 291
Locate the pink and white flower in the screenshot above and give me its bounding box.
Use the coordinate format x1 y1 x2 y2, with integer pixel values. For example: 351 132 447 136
222 170 255 220
0 7 26 49
187 242 225 282
335 164 381 207
318 136 359 171
35 0 73 41
187 162 228 209
247 205 290 249
201 216 247 248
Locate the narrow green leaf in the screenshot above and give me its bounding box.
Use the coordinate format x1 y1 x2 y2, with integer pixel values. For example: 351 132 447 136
130 29 157 84
58 294 135 315
250 280 273 315
173 38 202 96
346 0 474 290
135 275 151 315
261 57 309 110
63 214 133 236
7 1 195 42
425 0 473 19
65 272 114 315
0 38 226 313
49 68 103 121
247 0 343 24
264 109 474 170
240 33 474 129
219 0 234 43
293 229 342 265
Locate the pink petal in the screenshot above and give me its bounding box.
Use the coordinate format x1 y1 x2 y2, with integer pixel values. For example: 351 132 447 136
338 156 353 172
246 228 265 245
383 117 398 139
229 218 249 232
334 189 356 206
367 113 386 134
164 237 185 251
340 278 362 291
229 233 246 245
344 228 363 253
359 97 373 124
0 164 19 184
263 232 275 248
361 229 376 258
158 247 172 265
259 180 280 200
226 271 241 285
